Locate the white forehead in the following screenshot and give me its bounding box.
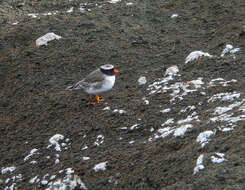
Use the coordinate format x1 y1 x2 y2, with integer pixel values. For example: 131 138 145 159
100 64 114 70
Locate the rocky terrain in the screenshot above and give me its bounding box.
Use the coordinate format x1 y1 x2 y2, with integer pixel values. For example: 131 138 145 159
1 0 245 189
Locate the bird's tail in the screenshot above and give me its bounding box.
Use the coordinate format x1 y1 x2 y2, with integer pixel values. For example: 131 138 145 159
65 82 83 91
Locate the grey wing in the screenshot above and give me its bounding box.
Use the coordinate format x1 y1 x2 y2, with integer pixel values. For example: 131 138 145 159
66 69 105 90
66 79 87 90
82 69 105 84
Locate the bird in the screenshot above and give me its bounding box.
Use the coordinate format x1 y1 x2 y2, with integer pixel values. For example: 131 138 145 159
66 64 119 105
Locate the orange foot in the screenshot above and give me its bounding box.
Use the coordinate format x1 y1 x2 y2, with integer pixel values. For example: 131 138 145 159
88 95 96 106
95 95 104 103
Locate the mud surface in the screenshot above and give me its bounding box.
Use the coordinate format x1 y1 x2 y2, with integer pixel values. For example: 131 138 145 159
1 0 245 189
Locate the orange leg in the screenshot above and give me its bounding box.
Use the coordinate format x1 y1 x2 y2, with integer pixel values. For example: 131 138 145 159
95 95 104 103
89 95 96 105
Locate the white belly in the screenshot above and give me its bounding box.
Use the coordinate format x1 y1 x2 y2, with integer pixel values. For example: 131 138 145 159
85 75 115 95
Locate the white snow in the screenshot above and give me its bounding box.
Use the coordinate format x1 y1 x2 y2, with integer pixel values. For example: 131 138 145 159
5 178 10 184
210 113 245 124
213 100 244 115
108 0 121 3
83 157 90 161
24 148 39 162
147 66 180 95
193 154 205 174
30 161 38 165
45 174 87 190
160 108 171 113
93 162 108 172
130 124 139 130
81 145 88 150
138 76 147 85
208 78 237 88
171 13 179 18
113 109 126 114
79 4 86 13
41 180 48 185
29 176 39 184
36 32 62 47
196 131 215 148
126 2 133 6
103 106 110 110
28 13 39 18
47 134 64 151
154 127 173 139
161 118 174 126
1 167 16 174
221 44 233 57
129 140 135 144
180 106 196 113
208 92 240 103
67 7 74 13
177 112 199 125
211 153 227 164
55 159 60 165
66 168 74 175
220 44 240 57
185 51 213 64
174 124 193 137
94 135 104 146
142 97 149 105
230 48 240 54
50 175 56 180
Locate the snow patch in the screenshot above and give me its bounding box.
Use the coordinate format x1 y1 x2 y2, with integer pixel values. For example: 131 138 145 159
161 118 174 127
36 33 62 47
67 7 74 13
28 13 39 18
126 2 133 6
174 124 193 137
130 124 140 130
211 153 227 164
154 127 173 139
221 44 240 57
113 109 127 114
208 92 240 103
193 154 205 174
196 131 215 148
46 174 87 190
177 112 199 125
94 135 104 146
93 162 108 172
142 97 149 105
47 134 65 151
185 51 213 64
1 167 16 174
171 13 179 18
24 148 39 162
213 100 244 115
108 0 121 3
138 76 147 85
103 106 110 110
81 145 88 150
160 108 171 113
83 157 90 161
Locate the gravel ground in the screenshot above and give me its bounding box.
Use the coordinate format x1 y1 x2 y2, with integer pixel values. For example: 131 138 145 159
1 0 245 189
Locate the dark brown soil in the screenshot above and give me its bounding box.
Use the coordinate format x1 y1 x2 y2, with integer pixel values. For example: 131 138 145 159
1 0 245 189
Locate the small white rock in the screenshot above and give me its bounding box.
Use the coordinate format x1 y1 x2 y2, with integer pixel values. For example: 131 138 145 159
36 32 62 47
138 76 147 85
93 162 108 172
171 13 178 18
